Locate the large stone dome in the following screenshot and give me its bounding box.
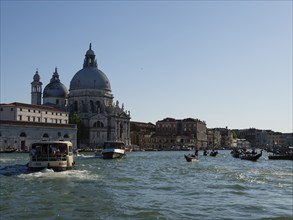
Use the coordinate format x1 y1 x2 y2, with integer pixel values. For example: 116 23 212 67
69 44 111 92
70 67 111 91
43 68 68 98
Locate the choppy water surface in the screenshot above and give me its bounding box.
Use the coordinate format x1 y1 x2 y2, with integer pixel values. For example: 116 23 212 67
0 151 292 220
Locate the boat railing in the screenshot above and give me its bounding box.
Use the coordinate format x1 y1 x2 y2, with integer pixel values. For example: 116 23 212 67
31 154 68 161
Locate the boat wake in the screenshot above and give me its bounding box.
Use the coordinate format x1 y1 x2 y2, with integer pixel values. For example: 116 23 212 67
0 164 29 176
17 168 100 181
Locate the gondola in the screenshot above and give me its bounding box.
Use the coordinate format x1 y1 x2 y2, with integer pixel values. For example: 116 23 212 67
0 149 17 153
240 150 262 162
209 150 218 157
231 149 241 158
184 154 198 162
231 151 240 158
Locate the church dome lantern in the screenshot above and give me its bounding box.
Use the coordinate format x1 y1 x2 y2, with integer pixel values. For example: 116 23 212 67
69 44 111 91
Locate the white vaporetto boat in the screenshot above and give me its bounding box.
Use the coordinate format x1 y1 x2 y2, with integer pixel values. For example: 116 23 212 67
27 141 75 172
102 141 126 159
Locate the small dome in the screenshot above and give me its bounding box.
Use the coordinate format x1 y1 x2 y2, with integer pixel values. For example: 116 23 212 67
43 68 68 98
43 82 68 98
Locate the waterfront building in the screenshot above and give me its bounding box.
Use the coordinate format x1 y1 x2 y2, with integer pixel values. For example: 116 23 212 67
130 121 156 150
207 128 221 149
0 102 76 151
153 117 207 150
217 127 234 148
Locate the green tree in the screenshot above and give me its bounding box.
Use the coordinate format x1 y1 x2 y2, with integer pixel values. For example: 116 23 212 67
231 130 237 139
69 113 88 146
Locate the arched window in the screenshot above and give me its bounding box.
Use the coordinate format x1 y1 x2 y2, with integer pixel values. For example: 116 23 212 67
43 133 49 138
93 121 104 128
20 132 27 137
96 101 101 112
120 124 123 138
74 101 78 112
90 100 94 112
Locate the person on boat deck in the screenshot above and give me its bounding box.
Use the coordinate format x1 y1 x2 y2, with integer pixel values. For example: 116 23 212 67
194 149 199 156
30 147 37 158
50 145 57 155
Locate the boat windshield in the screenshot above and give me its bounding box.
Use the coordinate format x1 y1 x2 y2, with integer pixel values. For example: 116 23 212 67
103 142 125 149
31 143 72 157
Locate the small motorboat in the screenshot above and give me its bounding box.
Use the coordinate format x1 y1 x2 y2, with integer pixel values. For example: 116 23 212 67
268 154 293 160
102 141 126 159
240 150 262 162
184 154 198 162
268 147 293 160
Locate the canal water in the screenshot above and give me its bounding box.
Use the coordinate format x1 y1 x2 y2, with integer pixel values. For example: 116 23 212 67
0 151 292 220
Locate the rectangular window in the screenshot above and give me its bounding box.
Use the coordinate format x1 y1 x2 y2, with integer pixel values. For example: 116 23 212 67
11 108 14 111
19 115 22 121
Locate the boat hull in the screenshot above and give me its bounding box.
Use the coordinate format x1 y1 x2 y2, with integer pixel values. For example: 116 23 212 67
102 149 125 159
268 155 293 160
184 154 198 162
240 152 262 162
27 160 75 172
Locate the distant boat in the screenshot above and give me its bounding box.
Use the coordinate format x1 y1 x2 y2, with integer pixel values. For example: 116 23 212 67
209 150 218 157
184 154 198 162
27 140 75 172
240 150 262 162
0 149 17 153
268 155 293 160
231 149 241 158
101 141 126 159
268 147 293 160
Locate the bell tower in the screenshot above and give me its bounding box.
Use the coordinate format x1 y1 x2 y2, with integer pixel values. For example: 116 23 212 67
31 69 43 105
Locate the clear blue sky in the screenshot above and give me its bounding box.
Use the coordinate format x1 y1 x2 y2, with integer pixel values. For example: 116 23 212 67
1 1 292 133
